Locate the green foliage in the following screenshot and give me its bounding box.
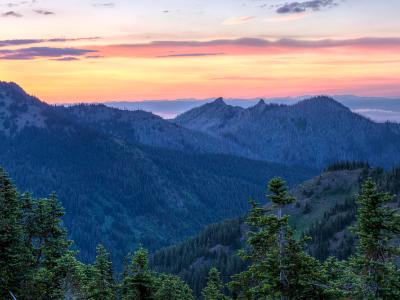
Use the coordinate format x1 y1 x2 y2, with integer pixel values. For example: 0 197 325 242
0 167 85 299
305 197 357 261
202 267 229 300
154 274 194 300
0 166 199 300
230 178 327 299
151 218 246 297
121 247 156 299
348 179 400 299
87 244 115 299
0 125 313 267
2 165 400 300
0 168 25 298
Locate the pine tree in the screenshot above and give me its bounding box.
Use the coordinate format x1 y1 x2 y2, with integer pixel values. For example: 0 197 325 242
121 247 155 300
202 267 228 300
23 193 73 299
0 168 25 298
230 177 326 299
87 244 115 299
349 179 400 299
154 274 194 300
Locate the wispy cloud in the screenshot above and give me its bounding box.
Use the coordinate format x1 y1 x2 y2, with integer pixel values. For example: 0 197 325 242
222 16 255 25
93 2 115 8
51 56 80 61
0 47 97 60
34 9 55 15
0 37 100 47
2 11 22 17
276 0 338 14
157 52 225 58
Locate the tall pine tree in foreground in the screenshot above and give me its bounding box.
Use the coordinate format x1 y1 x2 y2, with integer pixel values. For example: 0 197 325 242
230 177 326 299
349 179 400 299
0 168 25 298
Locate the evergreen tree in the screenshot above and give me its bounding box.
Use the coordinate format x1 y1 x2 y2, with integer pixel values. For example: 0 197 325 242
22 193 73 299
122 247 155 300
0 168 25 298
230 177 326 299
202 267 228 300
87 244 115 299
154 274 194 300
349 179 400 299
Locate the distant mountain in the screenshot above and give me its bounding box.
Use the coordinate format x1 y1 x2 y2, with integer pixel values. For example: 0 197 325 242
172 97 245 134
64 103 251 156
174 96 400 168
0 82 313 266
104 95 400 122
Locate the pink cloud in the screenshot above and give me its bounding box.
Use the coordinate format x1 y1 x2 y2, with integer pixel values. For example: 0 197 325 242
89 37 400 58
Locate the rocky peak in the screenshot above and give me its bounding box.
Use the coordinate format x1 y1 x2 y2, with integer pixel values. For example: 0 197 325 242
0 82 47 136
212 97 226 105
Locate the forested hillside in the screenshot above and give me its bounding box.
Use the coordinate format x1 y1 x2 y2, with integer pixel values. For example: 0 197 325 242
2 166 399 299
152 163 400 296
175 97 400 168
0 82 314 266
65 104 251 157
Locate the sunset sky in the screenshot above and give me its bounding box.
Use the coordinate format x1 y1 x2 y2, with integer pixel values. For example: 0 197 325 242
1 0 400 103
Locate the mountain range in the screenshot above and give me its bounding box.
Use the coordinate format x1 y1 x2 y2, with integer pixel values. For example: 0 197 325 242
105 95 400 122
0 82 312 266
2 81 400 267
174 97 400 168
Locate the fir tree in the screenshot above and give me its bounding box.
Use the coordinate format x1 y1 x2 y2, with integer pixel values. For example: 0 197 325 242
154 274 194 300
0 168 25 298
230 177 326 299
122 247 155 300
87 244 115 299
349 179 400 299
202 267 228 300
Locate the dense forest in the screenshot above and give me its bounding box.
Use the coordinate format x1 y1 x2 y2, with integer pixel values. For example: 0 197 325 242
0 81 314 266
151 163 400 298
2 165 399 299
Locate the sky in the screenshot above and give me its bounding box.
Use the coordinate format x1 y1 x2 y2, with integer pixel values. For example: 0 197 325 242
1 0 400 103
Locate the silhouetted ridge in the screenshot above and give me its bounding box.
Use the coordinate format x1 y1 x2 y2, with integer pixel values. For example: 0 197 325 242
0 81 45 107
175 95 400 168
212 97 226 105
296 96 349 111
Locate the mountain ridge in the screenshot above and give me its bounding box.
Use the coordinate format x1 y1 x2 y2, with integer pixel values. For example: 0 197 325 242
0 82 314 266
174 96 400 168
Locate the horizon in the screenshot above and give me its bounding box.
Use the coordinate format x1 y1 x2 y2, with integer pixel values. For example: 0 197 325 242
1 0 400 102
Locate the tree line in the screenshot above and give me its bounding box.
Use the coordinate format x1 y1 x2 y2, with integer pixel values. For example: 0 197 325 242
1 166 400 299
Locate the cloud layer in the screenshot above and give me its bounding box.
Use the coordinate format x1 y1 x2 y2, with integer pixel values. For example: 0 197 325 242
92 37 400 58
0 47 97 60
2 36 400 60
0 37 100 47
